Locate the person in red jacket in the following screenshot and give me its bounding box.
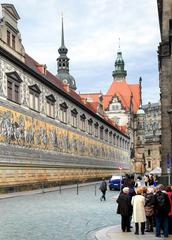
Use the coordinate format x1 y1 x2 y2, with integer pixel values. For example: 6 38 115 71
165 186 172 234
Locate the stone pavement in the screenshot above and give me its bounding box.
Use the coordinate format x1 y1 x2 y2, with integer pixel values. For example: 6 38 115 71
95 225 172 240
0 181 100 199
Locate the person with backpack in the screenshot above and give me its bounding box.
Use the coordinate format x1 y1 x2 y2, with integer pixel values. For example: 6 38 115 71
154 184 171 238
144 187 155 232
99 178 107 201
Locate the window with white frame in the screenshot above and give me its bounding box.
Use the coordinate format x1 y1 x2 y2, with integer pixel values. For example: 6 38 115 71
88 118 93 135
109 131 112 144
29 84 41 112
105 128 108 141
46 94 56 118
71 108 78 128
100 126 104 140
80 114 86 131
6 72 22 104
94 122 99 137
113 134 116 145
59 102 68 123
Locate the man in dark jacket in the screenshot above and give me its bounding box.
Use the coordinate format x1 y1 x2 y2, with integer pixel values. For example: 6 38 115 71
154 184 171 238
116 187 132 232
99 178 107 201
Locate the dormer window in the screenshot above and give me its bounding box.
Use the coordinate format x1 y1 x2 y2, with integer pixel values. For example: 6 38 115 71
6 71 22 104
29 84 41 112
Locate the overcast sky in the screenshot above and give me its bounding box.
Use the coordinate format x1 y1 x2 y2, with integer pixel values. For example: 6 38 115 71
4 0 160 104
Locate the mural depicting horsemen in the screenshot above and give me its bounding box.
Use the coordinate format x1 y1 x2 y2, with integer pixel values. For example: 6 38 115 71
0 106 128 162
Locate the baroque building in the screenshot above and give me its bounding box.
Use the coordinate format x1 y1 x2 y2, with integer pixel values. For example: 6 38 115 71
0 4 130 191
80 49 141 172
80 49 162 174
157 0 172 174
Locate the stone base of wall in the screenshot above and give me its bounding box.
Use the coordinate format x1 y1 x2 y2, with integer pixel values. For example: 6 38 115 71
0 165 115 193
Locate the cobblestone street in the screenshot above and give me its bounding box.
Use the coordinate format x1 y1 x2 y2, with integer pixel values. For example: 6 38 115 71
0 184 120 240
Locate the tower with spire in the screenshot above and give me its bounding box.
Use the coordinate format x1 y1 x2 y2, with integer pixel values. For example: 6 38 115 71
134 76 146 174
57 16 76 90
112 49 127 81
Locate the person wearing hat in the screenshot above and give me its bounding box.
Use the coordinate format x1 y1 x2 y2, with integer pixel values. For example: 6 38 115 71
116 187 132 232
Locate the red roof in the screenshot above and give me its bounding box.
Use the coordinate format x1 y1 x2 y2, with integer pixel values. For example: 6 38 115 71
79 93 102 103
25 54 82 103
25 54 127 133
106 80 140 113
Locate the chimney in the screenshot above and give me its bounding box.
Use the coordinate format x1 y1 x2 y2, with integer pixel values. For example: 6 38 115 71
36 64 47 75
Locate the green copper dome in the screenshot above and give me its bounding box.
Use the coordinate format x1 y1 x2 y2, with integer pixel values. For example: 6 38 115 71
112 51 127 79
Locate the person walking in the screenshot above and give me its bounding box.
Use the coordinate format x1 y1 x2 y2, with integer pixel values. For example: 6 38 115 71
116 187 132 232
154 184 171 238
131 187 146 235
99 178 107 201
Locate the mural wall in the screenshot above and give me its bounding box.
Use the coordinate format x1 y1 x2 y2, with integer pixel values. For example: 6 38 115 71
0 106 128 163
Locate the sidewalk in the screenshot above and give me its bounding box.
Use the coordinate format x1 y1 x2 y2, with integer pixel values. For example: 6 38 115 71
95 225 172 240
0 181 100 200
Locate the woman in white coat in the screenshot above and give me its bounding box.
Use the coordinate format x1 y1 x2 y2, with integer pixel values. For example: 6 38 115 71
131 187 146 235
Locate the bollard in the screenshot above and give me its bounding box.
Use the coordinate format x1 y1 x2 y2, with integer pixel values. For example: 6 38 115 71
95 184 97 196
42 182 45 193
77 182 79 195
59 183 61 194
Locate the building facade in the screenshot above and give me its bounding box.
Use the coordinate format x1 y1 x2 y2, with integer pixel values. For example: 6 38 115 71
157 0 172 174
0 4 130 191
80 50 141 172
133 102 161 174
80 50 162 175
143 102 161 172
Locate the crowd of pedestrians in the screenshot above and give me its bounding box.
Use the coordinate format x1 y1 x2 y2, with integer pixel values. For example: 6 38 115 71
116 174 172 238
